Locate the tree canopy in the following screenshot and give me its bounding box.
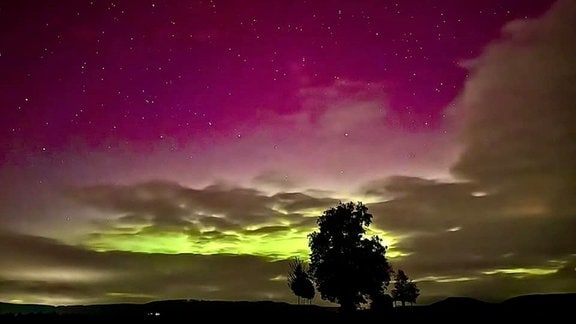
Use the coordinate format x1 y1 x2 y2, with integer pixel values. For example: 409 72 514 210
308 201 392 311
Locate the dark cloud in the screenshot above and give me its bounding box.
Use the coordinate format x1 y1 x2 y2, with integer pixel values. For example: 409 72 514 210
242 225 292 235
415 262 576 304
198 216 239 231
367 175 576 279
271 192 339 213
0 230 298 305
0 279 104 305
0 230 113 271
366 176 486 233
65 180 193 228
64 181 329 231
395 217 576 275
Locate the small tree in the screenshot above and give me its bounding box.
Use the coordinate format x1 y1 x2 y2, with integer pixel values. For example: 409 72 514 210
301 276 315 304
391 270 420 306
308 202 392 312
287 257 315 304
406 281 420 305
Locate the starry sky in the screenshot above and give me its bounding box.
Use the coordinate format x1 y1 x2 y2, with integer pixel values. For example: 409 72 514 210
1 0 575 306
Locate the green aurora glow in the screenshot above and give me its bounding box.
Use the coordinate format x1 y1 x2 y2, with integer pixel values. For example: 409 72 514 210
83 224 405 260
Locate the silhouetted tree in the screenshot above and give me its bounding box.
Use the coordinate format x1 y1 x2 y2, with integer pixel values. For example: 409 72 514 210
370 293 394 313
301 276 315 304
391 270 420 306
287 257 315 304
406 281 419 305
308 202 392 312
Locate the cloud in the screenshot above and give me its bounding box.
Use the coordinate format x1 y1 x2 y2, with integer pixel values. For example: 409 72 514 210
360 0 576 300
63 181 338 259
65 181 274 228
365 176 489 233
365 175 576 275
271 192 339 214
452 0 576 215
298 79 388 136
0 230 297 305
415 262 576 304
396 216 576 275
251 170 301 191
203 77 456 193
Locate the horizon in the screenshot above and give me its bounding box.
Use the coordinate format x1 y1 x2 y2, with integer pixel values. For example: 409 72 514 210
4 292 576 307
1 0 575 306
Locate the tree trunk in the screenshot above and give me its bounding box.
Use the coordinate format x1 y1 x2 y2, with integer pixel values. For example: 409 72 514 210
402 300 406 307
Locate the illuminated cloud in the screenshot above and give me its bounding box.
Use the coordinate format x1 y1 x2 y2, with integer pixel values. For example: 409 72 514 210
0 230 295 305
63 181 337 259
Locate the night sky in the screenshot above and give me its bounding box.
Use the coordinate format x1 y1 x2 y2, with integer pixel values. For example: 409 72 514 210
1 0 575 306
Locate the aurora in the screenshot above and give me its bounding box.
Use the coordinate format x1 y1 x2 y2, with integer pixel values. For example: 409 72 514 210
1 0 575 306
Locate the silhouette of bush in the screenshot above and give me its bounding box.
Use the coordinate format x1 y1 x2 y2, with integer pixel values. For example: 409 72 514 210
287 257 315 304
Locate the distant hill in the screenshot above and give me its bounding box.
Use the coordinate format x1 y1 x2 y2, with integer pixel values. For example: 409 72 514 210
431 296 494 309
503 293 576 308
